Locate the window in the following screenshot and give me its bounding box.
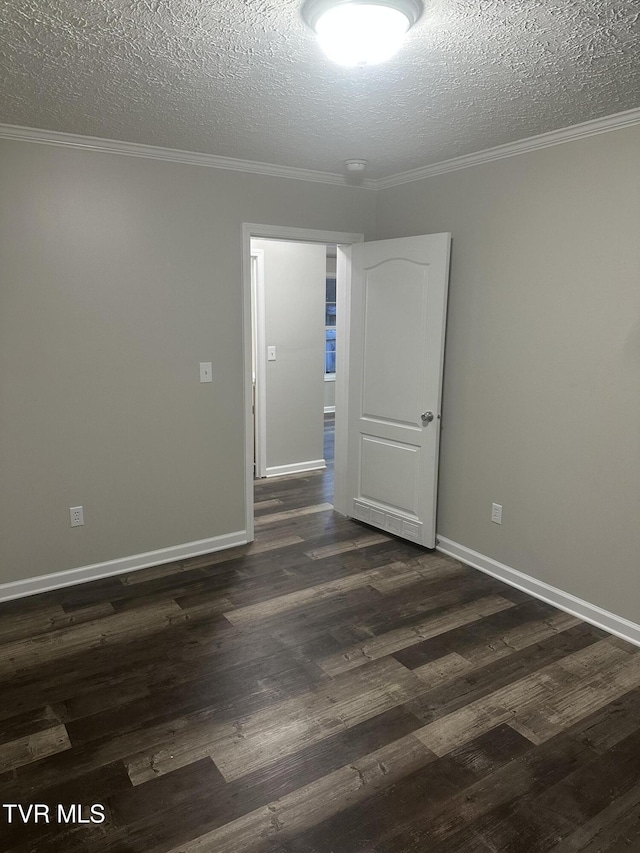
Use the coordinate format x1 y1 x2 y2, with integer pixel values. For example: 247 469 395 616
325 276 336 375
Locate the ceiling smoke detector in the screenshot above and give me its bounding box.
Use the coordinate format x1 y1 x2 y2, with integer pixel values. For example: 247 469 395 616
302 0 423 67
344 159 368 173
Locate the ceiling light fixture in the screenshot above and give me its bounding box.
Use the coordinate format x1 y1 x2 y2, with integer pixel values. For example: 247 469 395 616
302 0 422 67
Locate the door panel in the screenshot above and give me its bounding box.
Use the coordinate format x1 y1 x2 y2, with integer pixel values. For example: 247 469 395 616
362 259 429 426
360 436 419 514
346 234 451 548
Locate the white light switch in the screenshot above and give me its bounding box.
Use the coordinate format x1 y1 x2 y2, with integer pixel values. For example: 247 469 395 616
199 362 213 383
267 346 277 362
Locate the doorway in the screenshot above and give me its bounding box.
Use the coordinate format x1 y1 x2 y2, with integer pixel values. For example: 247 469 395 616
251 240 342 482
242 224 365 542
251 238 330 480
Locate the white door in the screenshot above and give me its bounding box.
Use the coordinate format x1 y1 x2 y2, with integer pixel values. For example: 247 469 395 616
345 233 451 548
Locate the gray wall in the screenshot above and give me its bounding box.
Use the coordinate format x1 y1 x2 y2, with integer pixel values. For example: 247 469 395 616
376 124 640 624
0 139 375 584
3 124 640 628
253 239 326 472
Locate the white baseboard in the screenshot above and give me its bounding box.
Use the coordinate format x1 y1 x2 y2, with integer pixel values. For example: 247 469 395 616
436 536 640 648
266 459 326 478
0 530 248 604
324 406 336 414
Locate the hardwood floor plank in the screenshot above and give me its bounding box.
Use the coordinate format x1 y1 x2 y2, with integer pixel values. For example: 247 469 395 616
368 559 460 593
0 600 186 676
326 574 512 645
178 531 306 570
223 560 424 626
254 503 334 527
119 562 207 585
254 498 285 511
318 594 516 675
0 603 66 645
279 728 536 853
161 734 434 853
2 709 223 797
111 705 424 842
174 594 235 618
367 733 595 853
548 783 640 852
413 639 629 756
445 723 534 780
390 604 580 689
65 649 328 749
403 621 604 727
509 644 640 744
0 602 116 645
413 652 475 688
303 532 391 560
238 534 306 555
392 598 563 669
567 684 640 754
0 705 62 743
0 723 71 772
469 726 640 853
463 609 582 667
127 657 427 784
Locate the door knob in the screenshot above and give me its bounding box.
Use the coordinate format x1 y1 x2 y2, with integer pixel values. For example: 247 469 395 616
421 411 434 424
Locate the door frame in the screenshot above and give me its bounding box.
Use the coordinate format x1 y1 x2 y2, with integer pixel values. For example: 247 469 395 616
242 223 364 542
250 248 267 478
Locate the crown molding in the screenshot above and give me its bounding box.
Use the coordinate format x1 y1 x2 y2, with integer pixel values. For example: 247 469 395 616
375 106 640 189
1 107 639 192
0 122 378 189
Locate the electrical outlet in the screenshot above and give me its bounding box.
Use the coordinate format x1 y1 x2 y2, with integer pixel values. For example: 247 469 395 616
70 506 84 527
491 503 503 524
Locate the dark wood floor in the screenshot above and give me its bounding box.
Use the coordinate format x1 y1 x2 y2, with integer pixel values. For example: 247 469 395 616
2 419 640 851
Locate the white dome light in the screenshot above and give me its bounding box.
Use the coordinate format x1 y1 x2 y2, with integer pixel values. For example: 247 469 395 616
302 1 422 68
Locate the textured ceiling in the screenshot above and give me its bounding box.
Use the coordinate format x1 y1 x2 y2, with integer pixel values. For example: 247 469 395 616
0 0 638 179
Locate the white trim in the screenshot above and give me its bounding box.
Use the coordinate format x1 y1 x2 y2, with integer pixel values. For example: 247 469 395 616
266 459 326 478
242 224 363 537
3 108 639 192
332 245 352 517
324 406 336 414
377 107 640 188
242 228 256 544
243 224 366 245
436 536 640 648
251 249 267 479
0 531 248 604
324 373 336 381
0 122 377 189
